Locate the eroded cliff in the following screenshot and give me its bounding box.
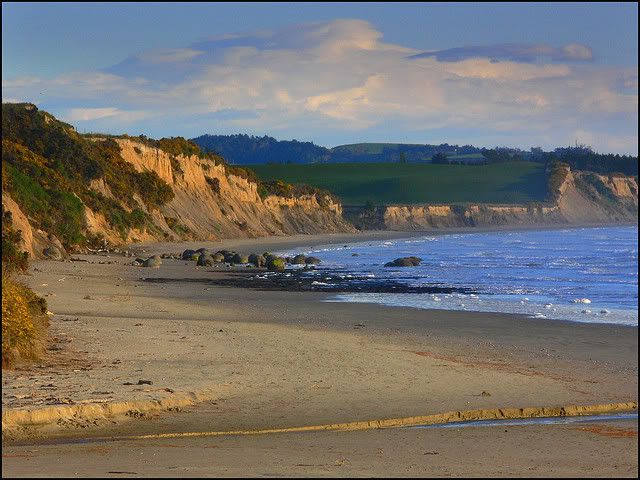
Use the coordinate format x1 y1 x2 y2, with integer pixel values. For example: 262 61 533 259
345 165 638 230
109 138 353 243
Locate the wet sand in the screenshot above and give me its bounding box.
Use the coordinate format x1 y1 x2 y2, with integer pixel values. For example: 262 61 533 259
2 231 638 476
3 421 637 477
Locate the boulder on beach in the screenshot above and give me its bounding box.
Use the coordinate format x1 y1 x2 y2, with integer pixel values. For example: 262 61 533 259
42 246 63 261
142 255 162 268
197 254 215 267
292 254 307 265
384 256 422 267
248 253 266 267
305 256 321 265
266 256 286 271
212 252 225 263
223 251 238 263
232 253 249 264
181 249 196 260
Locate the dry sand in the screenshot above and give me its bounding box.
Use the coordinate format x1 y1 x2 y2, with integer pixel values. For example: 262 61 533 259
2 232 638 477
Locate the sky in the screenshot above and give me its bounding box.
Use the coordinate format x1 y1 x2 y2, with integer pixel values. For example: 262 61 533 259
2 2 638 154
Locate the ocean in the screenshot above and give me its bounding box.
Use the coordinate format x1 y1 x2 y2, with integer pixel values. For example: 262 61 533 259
278 226 638 327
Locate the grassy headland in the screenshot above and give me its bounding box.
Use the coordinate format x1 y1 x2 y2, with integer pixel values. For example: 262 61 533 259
249 161 548 205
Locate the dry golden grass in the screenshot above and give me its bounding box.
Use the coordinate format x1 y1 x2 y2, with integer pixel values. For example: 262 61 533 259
1 275 49 368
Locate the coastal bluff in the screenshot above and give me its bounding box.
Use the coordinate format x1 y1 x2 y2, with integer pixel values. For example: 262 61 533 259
345 165 638 230
2 103 354 258
100 138 354 242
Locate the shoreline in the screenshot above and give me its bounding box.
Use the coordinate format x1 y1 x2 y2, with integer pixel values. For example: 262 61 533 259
129 222 637 256
141 269 639 329
130 223 638 329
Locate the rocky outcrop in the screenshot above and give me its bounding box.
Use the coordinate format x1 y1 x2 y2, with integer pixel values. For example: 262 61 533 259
346 167 637 230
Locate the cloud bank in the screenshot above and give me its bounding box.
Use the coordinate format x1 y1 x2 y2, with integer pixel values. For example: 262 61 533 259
2 19 637 153
410 43 594 63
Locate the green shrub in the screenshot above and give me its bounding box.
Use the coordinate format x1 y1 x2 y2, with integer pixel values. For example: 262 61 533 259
2 275 49 368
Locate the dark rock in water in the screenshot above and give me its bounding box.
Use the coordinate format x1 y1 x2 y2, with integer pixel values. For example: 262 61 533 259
384 256 422 267
266 256 286 271
197 254 215 267
232 253 249 264
285 257 292 264
212 252 225 263
352 253 360 257
248 253 266 267
133 257 145 265
292 254 307 265
43 246 63 260
143 269 476 296
182 249 196 260
142 255 162 268
305 256 321 265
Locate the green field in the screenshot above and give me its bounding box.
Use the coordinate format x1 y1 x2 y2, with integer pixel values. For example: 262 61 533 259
249 161 548 205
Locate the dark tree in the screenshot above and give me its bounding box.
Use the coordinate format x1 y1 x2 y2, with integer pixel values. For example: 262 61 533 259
431 152 449 164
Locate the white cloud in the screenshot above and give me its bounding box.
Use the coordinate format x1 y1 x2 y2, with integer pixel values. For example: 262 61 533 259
67 107 152 123
2 19 637 153
138 48 204 63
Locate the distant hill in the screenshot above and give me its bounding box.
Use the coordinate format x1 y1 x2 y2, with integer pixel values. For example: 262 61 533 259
329 143 484 163
191 135 484 165
192 134 330 165
192 134 638 176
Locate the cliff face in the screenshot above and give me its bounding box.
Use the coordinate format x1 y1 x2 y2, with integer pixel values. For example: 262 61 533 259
346 167 638 231
2 136 354 258
110 139 353 243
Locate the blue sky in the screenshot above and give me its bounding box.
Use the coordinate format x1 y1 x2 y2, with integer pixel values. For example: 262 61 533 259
3 2 638 153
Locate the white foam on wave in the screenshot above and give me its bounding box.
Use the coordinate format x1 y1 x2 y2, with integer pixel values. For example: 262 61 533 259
323 293 638 327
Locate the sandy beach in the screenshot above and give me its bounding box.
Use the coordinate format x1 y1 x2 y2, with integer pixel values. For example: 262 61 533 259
2 232 638 477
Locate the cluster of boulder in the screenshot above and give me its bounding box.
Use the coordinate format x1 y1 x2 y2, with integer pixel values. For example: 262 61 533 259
384 256 423 267
132 247 322 271
180 248 321 271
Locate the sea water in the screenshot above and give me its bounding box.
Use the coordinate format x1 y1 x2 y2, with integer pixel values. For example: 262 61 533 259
279 226 638 326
